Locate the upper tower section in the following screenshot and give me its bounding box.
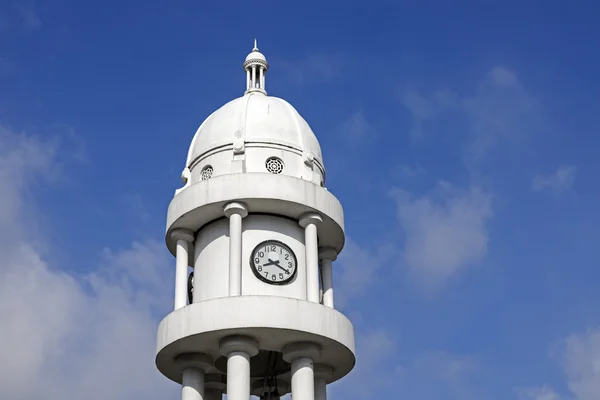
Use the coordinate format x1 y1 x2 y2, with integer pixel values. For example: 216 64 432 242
178 41 325 195
244 39 268 95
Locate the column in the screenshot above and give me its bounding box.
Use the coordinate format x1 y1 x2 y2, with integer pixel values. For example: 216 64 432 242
246 69 250 91
224 202 248 296
318 247 337 308
313 364 333 400
299 213 323 303
259 67 264 90
251 65 257 88
314 378 326 400
219 336 258 400
171 228 195 310
175 353 213 400
282 342 321 400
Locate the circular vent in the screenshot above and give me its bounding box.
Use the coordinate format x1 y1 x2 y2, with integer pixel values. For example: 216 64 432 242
265 157 284 174
200 165 213 180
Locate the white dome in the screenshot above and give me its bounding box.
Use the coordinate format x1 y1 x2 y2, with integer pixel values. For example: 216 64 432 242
174 42 327 194
245 50 266 63
186 92 324 171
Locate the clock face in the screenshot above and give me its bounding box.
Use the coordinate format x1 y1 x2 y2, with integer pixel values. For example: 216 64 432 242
250 240 297 285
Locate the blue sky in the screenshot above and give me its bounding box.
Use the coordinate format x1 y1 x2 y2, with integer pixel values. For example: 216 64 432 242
1 1 600 399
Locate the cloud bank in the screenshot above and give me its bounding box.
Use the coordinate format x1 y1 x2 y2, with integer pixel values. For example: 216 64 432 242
0 126 177 400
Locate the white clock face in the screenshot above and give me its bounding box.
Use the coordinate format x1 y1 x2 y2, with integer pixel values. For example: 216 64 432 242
250 240 297 285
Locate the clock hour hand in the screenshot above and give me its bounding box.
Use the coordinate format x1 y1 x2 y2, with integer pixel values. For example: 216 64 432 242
263 259 277 267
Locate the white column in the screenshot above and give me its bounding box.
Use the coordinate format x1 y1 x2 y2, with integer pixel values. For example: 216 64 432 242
176 353 213 400
283 342 321 400
246 69 250 90
318 247 337 308
259 67 264 90
219 336 258 400
224 202 248 297
313 364 333 400
292 358 314 400
251 65 257 88
171 228 195 310
299 213 322 303
182 369 204 400
314 378 326 400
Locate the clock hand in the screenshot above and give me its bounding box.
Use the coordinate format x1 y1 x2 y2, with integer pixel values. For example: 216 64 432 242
263 259 277 267
271 260 289 273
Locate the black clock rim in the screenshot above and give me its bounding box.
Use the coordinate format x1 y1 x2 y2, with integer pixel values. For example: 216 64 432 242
249 239 298 286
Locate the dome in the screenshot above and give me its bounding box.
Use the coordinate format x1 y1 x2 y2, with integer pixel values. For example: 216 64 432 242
175 42 326 193
186 92 323 168
245 50 266 63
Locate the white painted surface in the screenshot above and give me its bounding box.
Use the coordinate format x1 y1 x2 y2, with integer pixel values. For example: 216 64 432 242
318 248 337 309
228 211 242 296
321 259 334 308
156 296 355 384
314 378 327 400
224 202 248 297
165 173 345 259
225 351 250 400
300 214 321 303
291 357 315 400
174 239 190 310
157 43 355 397
192 216 307 302
182 368 204 400
185 93 324 183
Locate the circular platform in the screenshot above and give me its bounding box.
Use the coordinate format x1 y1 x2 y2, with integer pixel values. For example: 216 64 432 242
165 173 346 262
155 296 355 385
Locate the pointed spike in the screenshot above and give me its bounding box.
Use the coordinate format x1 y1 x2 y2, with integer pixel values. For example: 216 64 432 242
253 38 258 51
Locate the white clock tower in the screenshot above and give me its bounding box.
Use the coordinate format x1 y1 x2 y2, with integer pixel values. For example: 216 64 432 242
156 41 356 400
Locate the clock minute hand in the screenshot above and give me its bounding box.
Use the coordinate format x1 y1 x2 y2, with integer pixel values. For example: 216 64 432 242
271 260 288 273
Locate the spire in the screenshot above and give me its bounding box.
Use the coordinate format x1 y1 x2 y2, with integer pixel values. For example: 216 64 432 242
243 39 269 95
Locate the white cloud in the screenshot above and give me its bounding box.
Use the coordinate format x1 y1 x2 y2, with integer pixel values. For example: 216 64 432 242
519 327 600 400
335 238 394 307
532 165 577 192
336 110 372 141
391 182 492 288
394 164 426 179
413 351 479 389
330 329 401 398
561 328 600 400
516 386 562 400
401 89 455 138
402 66 540 160
276 53 346 84
0 126 177 400
464 66 539 161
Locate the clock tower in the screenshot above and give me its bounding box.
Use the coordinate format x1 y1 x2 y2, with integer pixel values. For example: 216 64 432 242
156 41 356 400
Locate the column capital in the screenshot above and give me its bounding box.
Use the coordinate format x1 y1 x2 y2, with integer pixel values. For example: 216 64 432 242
219 335 259 357
299 212 323 228
224 201 249 218
175 352 213 373
314 363 334 380
170 228 195 243
282 341 321 363
318 246 337 262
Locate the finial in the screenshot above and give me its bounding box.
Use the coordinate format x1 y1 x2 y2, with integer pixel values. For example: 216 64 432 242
253 38 258 51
